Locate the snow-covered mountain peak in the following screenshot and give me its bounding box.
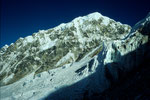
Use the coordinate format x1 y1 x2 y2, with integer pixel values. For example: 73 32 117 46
73 12 102 22
0 11 150 100
0 12 131 87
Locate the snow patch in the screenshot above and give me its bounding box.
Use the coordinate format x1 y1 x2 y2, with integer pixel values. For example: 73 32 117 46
10 43 14 46
25 36 34 43
38 34 57 51
0 45 9 53
102 17 110 26
56 51 75 66
73 19 85 44
87 12 102 21
34 57 40 60
110 23 116 29
39 30 48 33
4 44 9 49
40 40 56 51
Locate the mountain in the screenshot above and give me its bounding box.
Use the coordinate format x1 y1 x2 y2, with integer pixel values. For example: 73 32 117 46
0 12 130 86
0 12 150 100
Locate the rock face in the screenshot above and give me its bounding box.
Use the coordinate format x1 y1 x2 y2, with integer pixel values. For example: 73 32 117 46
0 12 150 100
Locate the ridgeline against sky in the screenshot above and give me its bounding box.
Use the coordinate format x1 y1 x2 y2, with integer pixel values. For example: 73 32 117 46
0 0 150 47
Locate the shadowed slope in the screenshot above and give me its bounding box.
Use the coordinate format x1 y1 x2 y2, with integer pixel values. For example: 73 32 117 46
44 13 150 100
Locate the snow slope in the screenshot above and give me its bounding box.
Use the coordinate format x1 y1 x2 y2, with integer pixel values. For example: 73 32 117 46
0 46 104 100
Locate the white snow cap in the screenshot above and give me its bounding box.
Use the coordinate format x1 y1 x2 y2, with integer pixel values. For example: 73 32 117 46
25 36 34 43
78 12 110 26
87 12 102 20
3 44 9 48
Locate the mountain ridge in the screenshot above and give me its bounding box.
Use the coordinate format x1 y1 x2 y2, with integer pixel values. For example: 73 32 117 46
0 12 130 86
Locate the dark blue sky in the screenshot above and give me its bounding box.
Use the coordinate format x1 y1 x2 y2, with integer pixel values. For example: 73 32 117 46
0 0 150 47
